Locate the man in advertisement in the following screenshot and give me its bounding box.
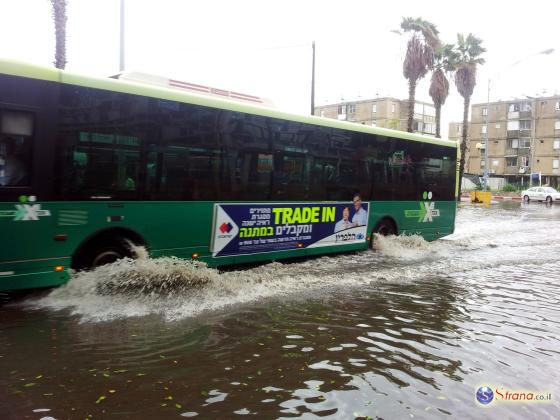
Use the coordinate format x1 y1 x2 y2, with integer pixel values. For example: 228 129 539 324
351 193 368 227
334 206 352 232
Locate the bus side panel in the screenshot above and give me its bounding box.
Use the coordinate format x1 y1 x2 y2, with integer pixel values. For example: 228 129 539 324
369 200 456 241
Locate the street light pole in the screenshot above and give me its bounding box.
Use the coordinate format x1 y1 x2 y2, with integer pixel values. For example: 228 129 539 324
483 48 554 190
119 0 125 72
484 79 490 190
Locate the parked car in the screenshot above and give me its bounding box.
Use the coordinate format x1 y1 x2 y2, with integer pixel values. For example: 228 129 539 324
521 186 560 203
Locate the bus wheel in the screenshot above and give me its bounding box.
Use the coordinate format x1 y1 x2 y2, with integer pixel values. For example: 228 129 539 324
372 218 397 237
83 238 134 270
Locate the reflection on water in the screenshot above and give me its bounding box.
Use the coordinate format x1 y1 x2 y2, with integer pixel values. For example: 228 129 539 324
1 202 560 419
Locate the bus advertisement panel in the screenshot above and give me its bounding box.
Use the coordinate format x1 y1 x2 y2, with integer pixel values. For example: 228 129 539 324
212 202 369 257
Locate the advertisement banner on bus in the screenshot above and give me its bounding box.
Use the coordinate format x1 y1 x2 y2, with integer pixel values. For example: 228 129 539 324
211 202 369 257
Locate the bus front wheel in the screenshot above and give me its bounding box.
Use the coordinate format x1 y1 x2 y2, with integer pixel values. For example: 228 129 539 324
81 237 135 270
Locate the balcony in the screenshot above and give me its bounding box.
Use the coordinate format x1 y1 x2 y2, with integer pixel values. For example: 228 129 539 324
505 148 518 156
504 166 530 175
507 111 519 120
519 110 532 119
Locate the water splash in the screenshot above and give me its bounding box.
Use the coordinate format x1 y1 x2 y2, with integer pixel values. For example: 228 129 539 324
28 204 560 322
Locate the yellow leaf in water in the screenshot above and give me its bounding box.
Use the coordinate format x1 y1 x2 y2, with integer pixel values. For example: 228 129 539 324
36 375 43 379
95 396 106 404
109 390 116 394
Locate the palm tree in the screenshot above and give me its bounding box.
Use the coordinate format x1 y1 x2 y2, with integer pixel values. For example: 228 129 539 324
50 0 68 69
429 44 457 138
454 33 486 194
401 17 440 133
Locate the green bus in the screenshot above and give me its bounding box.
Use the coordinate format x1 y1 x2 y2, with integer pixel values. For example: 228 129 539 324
0 59 458 291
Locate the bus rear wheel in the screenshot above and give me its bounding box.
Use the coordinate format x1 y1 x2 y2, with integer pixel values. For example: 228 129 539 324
372 218 397 237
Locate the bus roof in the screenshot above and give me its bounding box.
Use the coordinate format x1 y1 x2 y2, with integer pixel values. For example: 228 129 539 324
0 58 456 148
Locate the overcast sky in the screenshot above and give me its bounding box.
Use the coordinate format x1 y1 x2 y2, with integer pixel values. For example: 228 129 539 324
1 0 559 138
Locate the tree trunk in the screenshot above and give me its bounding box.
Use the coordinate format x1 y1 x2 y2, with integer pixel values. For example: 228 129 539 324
435 104 441 138
407 78 416 133
458 96 470 201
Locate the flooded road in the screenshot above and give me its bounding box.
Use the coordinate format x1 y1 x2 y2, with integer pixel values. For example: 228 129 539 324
1 201 560 419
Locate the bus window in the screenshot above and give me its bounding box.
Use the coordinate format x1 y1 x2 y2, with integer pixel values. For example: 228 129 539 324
273 154 308 200
0 110 34 187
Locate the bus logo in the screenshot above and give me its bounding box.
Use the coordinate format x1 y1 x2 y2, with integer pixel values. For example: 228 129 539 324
404 202 440 223
0 204 51 221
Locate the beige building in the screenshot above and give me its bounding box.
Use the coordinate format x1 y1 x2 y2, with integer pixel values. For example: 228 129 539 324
458 95 560 187
314 97 436 136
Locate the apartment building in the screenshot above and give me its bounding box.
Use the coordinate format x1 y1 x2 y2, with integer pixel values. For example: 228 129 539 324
461 95 560 187
314 97 436 136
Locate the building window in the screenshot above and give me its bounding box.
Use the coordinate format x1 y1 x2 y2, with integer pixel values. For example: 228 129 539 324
506 157 517 167
347 104 356 114
508 138 519 149
496 123 501 128
482 107 488 116
519 120 532 130
508 103 520 112
372 104 377 113
481 125 487 134
480 159 485 168
519 138 531 148
555 101 560 111
424 123 434 134
507 120 519 130
554 139 560 149
520 102 532 112
371 120 377 127
555 120 560 130
554 159 560 169
320 110 325 117
520 156 529 167
391 104 395 113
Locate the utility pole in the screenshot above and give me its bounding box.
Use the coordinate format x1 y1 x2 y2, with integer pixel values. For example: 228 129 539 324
119 0 125 72
311 41 315 116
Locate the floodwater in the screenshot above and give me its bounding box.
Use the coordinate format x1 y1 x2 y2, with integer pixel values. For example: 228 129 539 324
1 201 560 419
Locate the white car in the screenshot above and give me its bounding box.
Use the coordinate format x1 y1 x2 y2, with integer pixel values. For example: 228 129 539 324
521 186 560 203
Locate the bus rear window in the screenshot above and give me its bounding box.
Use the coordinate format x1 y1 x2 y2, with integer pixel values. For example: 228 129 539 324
0 110 34 187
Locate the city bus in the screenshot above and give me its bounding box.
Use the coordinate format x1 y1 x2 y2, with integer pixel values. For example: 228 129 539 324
0 59 458 291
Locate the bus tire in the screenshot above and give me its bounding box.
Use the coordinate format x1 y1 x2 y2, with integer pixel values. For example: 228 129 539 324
75 236 137 270
372 218 397 238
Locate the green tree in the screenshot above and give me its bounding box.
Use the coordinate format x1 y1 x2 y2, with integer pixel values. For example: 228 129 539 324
429 44 458 138
401 17 440 133
50 0 68 69
454 33 485 195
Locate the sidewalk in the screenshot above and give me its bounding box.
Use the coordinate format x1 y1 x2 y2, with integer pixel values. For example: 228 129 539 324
461 191 522 201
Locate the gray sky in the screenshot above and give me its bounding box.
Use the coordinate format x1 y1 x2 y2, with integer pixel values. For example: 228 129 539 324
1 0 559 138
